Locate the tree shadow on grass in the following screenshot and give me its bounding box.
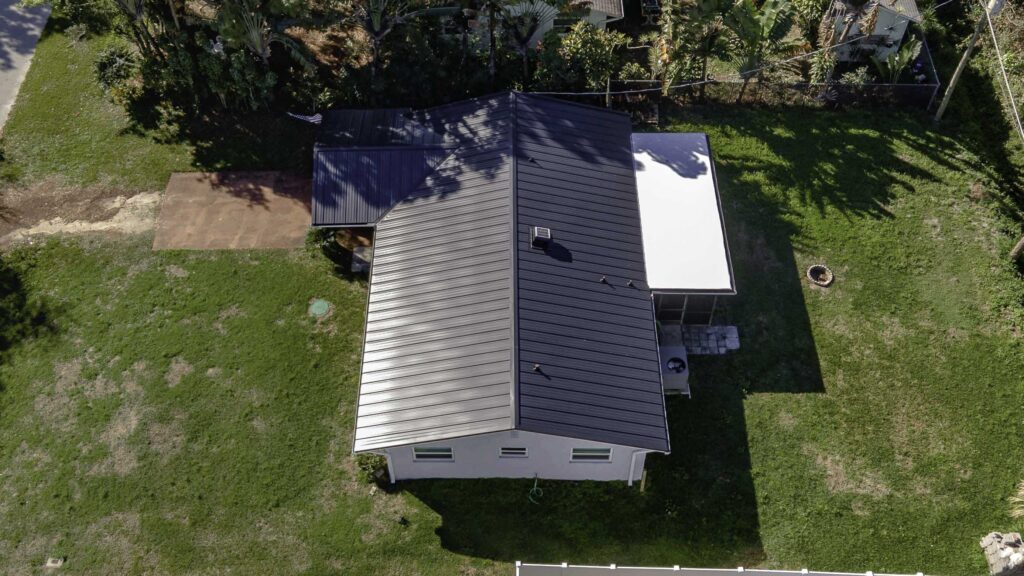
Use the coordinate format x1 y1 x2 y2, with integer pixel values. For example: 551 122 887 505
0 254 57 412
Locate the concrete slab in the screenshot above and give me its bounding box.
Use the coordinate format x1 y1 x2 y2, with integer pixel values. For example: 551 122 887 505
0 0 50 132
153 172 312 250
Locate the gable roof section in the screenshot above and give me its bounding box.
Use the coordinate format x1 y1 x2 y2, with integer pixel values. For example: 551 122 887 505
313 109 452 226
313 148 451 226
354 94 517 452
351 93 669 453
514 96 669 452
588 0 624 19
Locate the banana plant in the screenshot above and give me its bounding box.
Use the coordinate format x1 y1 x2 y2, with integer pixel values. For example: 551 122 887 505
724 0 796 102
870 37 920 83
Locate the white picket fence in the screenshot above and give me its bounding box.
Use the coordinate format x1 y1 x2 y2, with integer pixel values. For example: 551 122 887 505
515 562 926 576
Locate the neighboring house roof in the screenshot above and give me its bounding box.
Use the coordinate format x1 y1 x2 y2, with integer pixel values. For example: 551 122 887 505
877 0 921 22
345 92 670 453
632 133 735 294
587 0 625 19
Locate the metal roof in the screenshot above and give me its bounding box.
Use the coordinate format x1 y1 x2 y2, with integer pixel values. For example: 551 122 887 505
312 148 450 226
587 0 624 19
351 93 669 453
354 94 517 452
317 109 447 148
514 96 668 452
632 132 736 294
878 0 921 22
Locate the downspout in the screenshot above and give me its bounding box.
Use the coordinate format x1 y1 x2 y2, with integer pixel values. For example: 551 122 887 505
628 450 653 487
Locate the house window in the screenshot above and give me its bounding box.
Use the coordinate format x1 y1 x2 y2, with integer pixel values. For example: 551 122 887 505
499 447 528 458
413 447 453 461
571 448 612 462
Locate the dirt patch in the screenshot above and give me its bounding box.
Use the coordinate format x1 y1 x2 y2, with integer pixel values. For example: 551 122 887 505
165 264 189 278
0 179 159 246
804 446 891 497
90 402 142 476
213 304 246 335
148 411 186 461
165 357 194 388
777 411 797 430
82 512 151 574
33 351 112 431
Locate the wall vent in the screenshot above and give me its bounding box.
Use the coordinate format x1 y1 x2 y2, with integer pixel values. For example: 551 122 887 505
531 226 552 248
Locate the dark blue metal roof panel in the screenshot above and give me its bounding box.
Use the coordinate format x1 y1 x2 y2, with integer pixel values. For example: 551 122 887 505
512 94 669 453
312 148 450 226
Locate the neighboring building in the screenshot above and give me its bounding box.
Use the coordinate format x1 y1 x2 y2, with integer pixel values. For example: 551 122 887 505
313 92 734 484
448 0 624 48
823 0 923 63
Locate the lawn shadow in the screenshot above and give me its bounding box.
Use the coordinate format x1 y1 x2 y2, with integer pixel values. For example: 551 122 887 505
402 391 764 567
0 253 57 410
187 171 311 211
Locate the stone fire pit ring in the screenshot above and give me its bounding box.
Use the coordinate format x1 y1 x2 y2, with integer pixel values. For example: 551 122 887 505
807 264 834 287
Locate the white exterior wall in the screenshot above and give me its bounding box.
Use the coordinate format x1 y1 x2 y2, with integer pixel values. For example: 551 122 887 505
384 430 649 483
509 8 612 48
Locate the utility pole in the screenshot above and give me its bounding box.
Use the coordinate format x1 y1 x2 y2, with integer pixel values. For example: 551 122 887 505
934 0 1005 122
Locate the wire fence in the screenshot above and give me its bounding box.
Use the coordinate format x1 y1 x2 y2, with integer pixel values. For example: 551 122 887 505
541 31 942 117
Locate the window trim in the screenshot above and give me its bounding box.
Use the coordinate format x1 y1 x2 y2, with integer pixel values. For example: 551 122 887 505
570 447 613 463
499 447 529 458
413 447 454 462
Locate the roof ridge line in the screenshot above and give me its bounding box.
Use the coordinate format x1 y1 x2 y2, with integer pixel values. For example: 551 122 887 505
509 91 521 430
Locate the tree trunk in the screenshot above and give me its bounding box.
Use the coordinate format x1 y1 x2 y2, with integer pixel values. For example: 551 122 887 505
167 0 180 29
1011 234 1024 262
699 52 708 102
736 75 751 103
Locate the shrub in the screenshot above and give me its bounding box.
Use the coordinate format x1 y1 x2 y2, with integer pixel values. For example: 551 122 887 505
619 61 650 81
838 65 873 85
534 22 628 92
1012 481 1024 520
94 44 139 92
355 453 388 483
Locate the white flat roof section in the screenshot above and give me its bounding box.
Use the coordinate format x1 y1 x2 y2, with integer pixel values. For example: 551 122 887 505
632 133 736 294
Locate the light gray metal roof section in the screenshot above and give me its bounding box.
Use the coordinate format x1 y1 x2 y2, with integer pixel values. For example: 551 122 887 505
878 0 921 21
587 0 624 18
353 94 517 452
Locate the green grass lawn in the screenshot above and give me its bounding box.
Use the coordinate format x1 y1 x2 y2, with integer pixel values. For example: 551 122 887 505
0 26 313 191
0 106 1021 575
2 20 1024 574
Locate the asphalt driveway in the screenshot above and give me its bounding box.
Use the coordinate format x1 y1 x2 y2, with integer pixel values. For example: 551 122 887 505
0 0 50 131
153 172 312 250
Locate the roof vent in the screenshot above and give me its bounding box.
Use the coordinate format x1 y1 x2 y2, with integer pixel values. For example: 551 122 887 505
531 226 552 248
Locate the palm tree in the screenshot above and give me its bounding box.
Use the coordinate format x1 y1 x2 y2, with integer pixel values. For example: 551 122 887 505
350 0 457 83
501 0 560 84
220 0 313 69
724 0 795 102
